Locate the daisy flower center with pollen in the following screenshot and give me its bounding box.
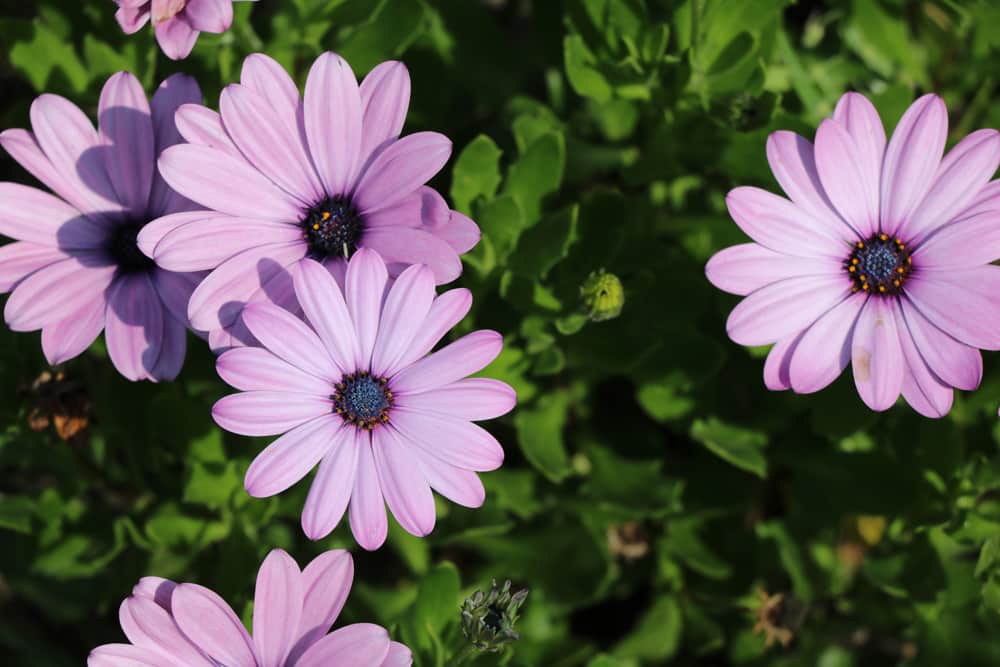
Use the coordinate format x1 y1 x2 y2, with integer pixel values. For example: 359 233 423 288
332 371 393 430
301 196 363 260
107 222 156 274
845 233 912 295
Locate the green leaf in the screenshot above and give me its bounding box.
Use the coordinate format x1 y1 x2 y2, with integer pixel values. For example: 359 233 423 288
451 135 503 215
503 132 566 225
515 391 572 483
564 35 613 102
414 561 461 634
613 595 682 660
690 418 768 478
477 194 525 264
508 204 579 278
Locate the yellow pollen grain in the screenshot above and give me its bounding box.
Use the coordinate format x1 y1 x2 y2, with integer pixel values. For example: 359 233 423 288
848 265 856 272
893 280 900 287
878 285 886 292
857 242 865 249
312 223 320 230
322 211 331 221
851 258 859 264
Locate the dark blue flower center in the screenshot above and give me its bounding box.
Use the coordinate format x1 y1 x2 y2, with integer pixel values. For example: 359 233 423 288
332 371 392 430
107 222 154 274
845 233 912 296
301 196 363 260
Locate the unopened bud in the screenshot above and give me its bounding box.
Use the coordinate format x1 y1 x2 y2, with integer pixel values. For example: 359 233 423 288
580 269 624 322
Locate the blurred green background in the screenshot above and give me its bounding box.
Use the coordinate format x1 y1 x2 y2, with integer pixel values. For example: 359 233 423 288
3 0 1000 665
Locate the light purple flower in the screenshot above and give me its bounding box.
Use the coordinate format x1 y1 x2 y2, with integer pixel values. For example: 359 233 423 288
0 72 206 381
212 250 514 549
88 548 412 667
114 0 255 61
706 92 1000 418
143 52 480 351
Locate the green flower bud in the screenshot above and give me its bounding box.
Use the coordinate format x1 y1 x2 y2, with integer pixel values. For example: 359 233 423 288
580 269 624 322
460 579 529 654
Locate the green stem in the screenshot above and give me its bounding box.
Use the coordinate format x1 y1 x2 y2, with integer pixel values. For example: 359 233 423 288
453 645 480 665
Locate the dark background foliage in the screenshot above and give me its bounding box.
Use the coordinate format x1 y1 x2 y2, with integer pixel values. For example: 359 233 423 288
3 0 1000 665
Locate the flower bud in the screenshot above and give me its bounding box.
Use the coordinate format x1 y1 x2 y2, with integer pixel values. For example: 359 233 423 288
580 269 624 322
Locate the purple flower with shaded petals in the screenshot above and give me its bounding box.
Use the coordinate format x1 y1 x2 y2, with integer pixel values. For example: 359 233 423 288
88 548 412 667
706 92 1000 417
144 52 480 351
212 250 514 549
114 0 256 61
0 72 206 382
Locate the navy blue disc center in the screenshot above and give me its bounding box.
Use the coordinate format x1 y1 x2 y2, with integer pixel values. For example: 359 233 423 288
856 241 900 283
108 222 154 274
302 196 362 260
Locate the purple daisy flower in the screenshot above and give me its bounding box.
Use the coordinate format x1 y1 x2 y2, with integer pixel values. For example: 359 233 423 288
0 72 205 381
89 548 412 667
212 250 514 549
143 52 480 351
706 92 1000 417
114 0 256 61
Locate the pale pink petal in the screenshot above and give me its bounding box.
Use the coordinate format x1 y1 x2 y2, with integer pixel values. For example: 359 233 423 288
381 643 413 667
116 6 151 34
240 54 301 123
390 407 504 471
705 243 842 296
362 227 463 284
412 447 485 508
373 426 436 537
0 183 105 248
725 274 851 347
150 214 303 272
395 288 472 368
371 264 434 376
148 73 203 217
213 391 332 437
119 597 214 667
172 583 258 667
725 186 852 258
763 334 800 391
186 241 305 331
354 132 452 214
359 61 411 163
131 577 177 611
904 267 1000 350
155 15 199 61
253 549 304 667
150 313 186 381
349 437 388 551
435 210 480 255
304 52 362 197
174 104 241 156
158 143 305 220
893 301 952 418
301 427 359 540
0 242 67 292
814 119 879 238
788 292 866 394
88 644 176 667
915 210 1000 268
41 290 107 365
220 84 323 204
765 130 858 242
395 378 516 421
391 330 503 394
294 258 361 373
292 550 354 657
851 297 904 411
5 256 115 331
242 301 339 380
904 130 1000 242
243 415 340 496
345 248 389 369
183 0 233 33
105 273 164 382
216 347 332 395
295 624 391 667
99 72 155 214
880 94 948 237
137 211 209 258
898 296 981 391
831 91 885 235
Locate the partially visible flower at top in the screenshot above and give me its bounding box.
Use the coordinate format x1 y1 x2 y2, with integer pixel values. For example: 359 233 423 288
460 579 528 655
141 51 480 351
88 548 412 666
706 91 1000 417
211 250 514 549
114 0 257 60
0 72 206 381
